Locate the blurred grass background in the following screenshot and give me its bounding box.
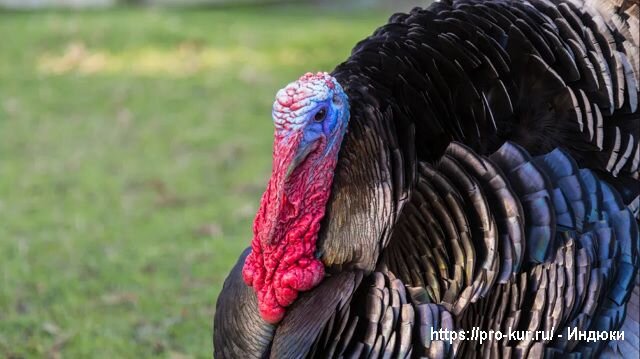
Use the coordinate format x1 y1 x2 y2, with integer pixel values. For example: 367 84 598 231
0 5 389 357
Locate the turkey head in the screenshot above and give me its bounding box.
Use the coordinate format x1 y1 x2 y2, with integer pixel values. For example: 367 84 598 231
242 72 350 323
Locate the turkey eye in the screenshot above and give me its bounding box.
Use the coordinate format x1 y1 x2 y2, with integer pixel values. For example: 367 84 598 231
314 108 327 122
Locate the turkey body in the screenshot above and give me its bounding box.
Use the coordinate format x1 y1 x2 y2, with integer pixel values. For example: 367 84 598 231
214 0 640 358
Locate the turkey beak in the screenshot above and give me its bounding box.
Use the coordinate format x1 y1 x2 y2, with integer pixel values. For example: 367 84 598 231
284 140 316 180
262 135 316 245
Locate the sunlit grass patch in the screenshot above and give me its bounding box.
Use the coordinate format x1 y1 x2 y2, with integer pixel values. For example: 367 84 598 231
37 41 316 76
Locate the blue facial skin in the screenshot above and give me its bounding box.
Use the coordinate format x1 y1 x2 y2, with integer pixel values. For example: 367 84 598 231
297 96 349 178
302 90 350 156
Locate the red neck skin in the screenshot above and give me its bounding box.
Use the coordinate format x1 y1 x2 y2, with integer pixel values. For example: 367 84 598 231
242 130 340 323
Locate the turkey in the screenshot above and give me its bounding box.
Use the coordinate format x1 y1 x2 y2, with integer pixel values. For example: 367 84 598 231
213 0 640 357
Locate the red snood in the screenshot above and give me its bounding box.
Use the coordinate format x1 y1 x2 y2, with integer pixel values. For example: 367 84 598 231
242 131 340 323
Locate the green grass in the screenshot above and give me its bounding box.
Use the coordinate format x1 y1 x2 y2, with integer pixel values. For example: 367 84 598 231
0 7 385 358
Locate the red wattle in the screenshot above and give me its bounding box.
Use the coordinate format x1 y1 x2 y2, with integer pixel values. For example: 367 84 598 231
242 71 345 324
242 133 340 324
